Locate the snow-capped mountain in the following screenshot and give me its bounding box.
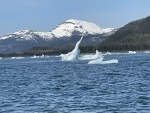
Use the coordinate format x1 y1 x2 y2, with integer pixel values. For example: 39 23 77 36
0 19 116 53
0 30 54 53
51 19 115 38
0 30 53 41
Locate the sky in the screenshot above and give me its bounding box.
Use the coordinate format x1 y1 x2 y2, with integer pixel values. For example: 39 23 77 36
0 0 150 36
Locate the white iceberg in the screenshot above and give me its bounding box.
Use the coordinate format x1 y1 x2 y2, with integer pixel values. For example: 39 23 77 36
87 50 118 64
88 58 118 64
128 51 136 54
60 35 118 64
60 36 83 61
79 50 103 60
79 50 118 64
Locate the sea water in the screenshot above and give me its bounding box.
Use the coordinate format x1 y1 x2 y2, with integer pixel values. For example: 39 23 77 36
0 53 150 113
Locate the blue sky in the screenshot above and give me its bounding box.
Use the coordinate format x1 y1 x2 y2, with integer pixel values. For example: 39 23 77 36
0 0 150 36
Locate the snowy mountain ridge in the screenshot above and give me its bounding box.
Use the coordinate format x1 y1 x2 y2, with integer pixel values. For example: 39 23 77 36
0 30 53 41
0 19 117 53
0 19 116 41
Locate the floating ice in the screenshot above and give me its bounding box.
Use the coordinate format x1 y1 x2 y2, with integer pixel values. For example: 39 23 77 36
128 51 136 54
9 57 25 59
87 50 118 64
144 51 150 53
79 50 118 64
105 51 112 55
79 50 103 60
88 58 118 64
60 35 118 64
60 36 83 61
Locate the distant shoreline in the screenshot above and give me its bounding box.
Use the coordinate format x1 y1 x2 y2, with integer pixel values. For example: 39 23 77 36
0 48 150 58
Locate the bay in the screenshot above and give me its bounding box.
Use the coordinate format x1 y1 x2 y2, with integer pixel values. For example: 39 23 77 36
0 53 150 113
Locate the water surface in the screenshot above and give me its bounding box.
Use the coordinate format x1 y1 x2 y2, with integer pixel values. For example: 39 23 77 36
0 53 150 113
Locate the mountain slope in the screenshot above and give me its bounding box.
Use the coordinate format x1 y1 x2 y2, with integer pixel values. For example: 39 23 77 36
0 19 116 53
51 19 115 38
97 16 150 51
47 19 116 47
0 30 53 53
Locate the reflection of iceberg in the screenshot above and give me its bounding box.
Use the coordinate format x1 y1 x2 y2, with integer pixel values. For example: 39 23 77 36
60 36 83 61
79 50 103 60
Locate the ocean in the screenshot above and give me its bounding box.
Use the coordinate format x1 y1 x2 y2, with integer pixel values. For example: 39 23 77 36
0 52 150 113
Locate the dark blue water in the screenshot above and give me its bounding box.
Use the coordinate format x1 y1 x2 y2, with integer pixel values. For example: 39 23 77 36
0 53 150 113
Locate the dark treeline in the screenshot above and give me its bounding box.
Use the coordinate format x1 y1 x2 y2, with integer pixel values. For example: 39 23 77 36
97 16 150 51
0 46 96 57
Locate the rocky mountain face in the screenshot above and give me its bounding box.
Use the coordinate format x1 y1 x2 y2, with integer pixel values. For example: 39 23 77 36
0 30 53 53
0 19 116 53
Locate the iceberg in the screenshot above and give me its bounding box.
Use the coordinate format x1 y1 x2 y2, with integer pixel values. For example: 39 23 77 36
88 58 118 64
128 51 136 54
86 50 118 64
60 36 83 61
79 49 118 64
60 35 118 64
79 50 103 60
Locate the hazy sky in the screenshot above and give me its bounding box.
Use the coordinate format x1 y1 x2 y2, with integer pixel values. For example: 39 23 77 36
0 0 150 36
